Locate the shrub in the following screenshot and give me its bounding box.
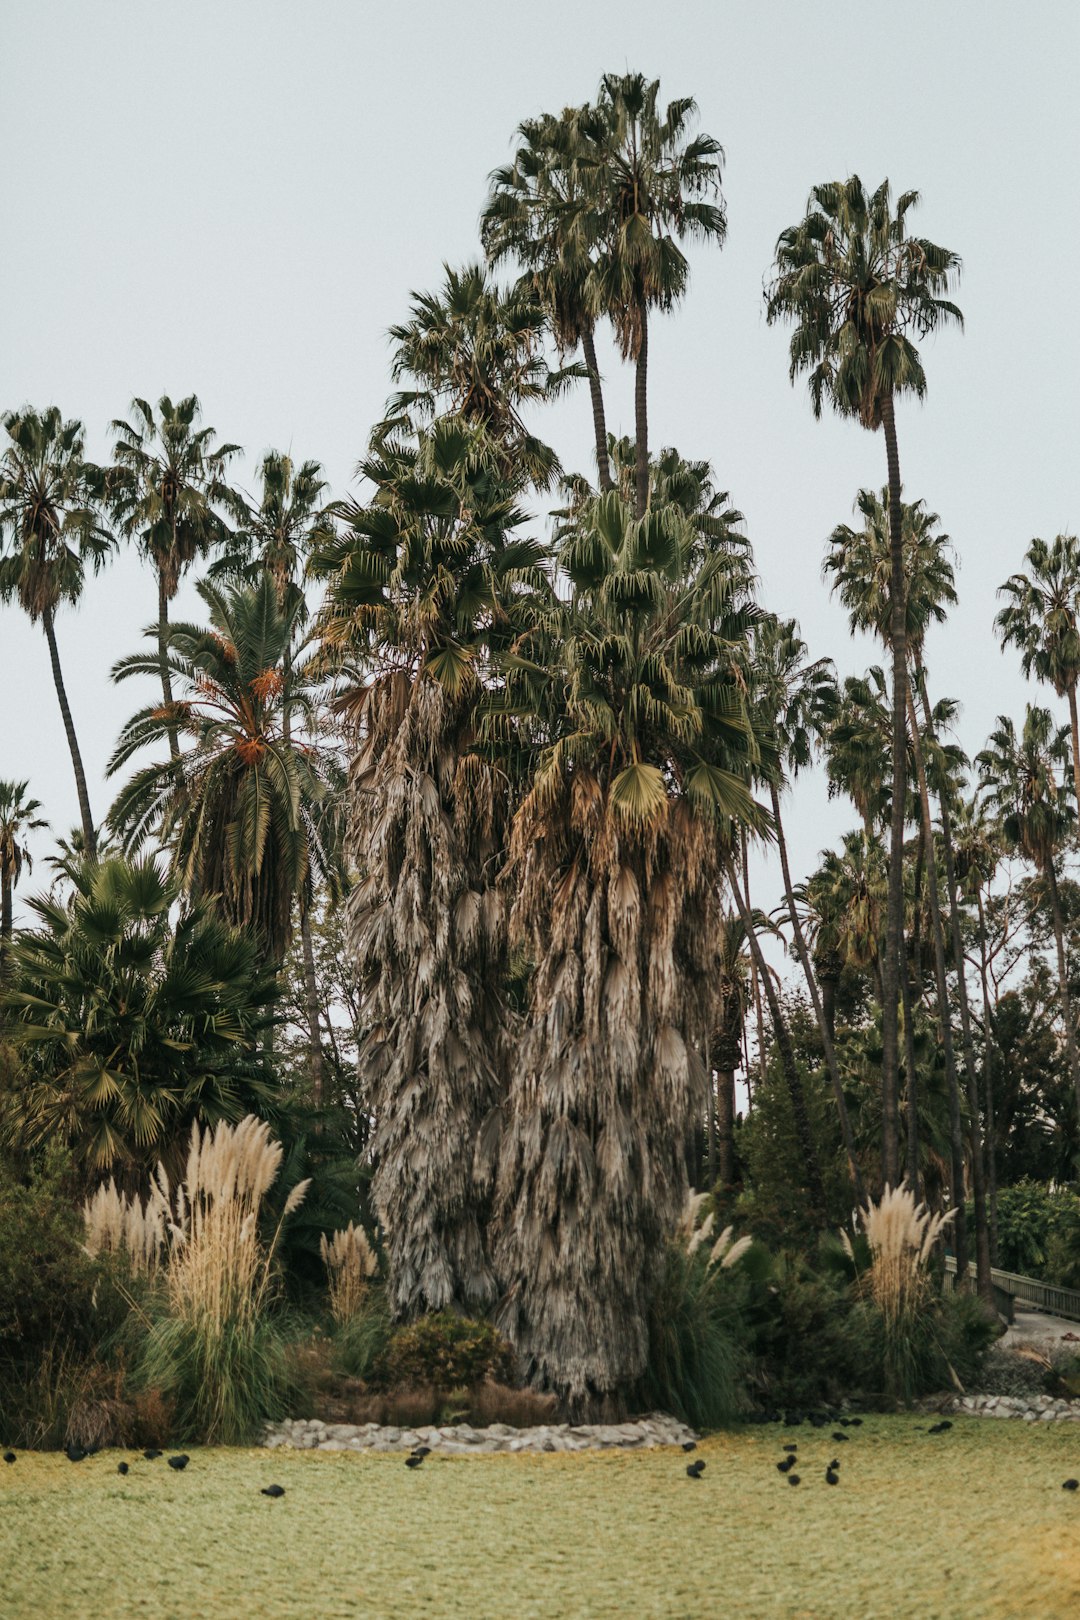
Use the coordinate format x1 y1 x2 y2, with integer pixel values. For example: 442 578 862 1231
979 1344 1050 1399
378 1314 516 1392
332 1289 392 1382
848 1184 954 1404
743 1250 860 1409
986 1180 1080 1284
320 1222 379 1324
0 1148 99 1363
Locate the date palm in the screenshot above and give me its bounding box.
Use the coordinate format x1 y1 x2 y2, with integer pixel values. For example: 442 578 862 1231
107 575 329 971
0 781 47 977
485 486 763 1413
578 73 726 517
767 177 963 1186
0 408 112 854
2 854 274 1180
316 416 542 1319
109 395 240 758
977 708 1080 1142
996 535 1080 809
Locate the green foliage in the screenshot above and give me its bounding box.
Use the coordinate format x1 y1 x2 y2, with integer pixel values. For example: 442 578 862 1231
641 1242 749 1429
135 1310 296 1446
377 1314 517 1392
743 1249 863 1408
0 1148 98 1364
987 1179 1080 1286
331 1291 392 1382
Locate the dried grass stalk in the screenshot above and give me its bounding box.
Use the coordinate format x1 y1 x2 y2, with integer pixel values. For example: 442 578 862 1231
320 1221 379 1323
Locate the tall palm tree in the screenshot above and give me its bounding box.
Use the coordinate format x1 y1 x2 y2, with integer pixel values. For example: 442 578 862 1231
767 178 963 1187
978 708 1080 1136
486 485 763 1414
578 73 726 518
712 913 755 1187
751 615 863 1202
109 395 240 759
0 408 112 853
996 535 1080 809
107 575 330 972
381 263 580 489
316 416 540 1320
0 781 47 976
483 105 615 490
804 830 888 1017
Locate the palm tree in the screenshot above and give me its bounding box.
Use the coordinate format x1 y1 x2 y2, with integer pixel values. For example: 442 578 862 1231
767 177 963 1187
578 73 726 518
109 395 240 758
381 263 580 489
996 535 1080 809
978 708 1080 1136
107 575 330 972
0 781 47 977
750 616 863 1200
316 416 539 1320
2 854 274 1179
804 831 888 1016
0 407 112 853
484 105 615 490
712 914 755 1187
486 484 763 1414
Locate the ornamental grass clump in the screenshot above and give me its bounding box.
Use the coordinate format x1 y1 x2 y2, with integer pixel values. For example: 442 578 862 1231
844 1182 954 1403
321 1222 379 1324
135 1115 309 1444
83 1178 167 1277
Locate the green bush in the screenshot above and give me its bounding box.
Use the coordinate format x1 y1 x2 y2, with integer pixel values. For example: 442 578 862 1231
377 1314 516 1392
743 1250 862 1409
641 1242 749 1429
985 1180 1080 1284
135 1311 298 1445
332 1289 392 1382
0 1148 99 1363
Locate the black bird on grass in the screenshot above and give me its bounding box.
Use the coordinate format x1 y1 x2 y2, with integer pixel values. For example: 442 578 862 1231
926 1421 953 1436
143 1449 162 1461
832 1432 849 1442
65 1444 87 1463
2 1451 15 1465
847 1417 863 1427
405 1454 424 1469
828 1459 840 1470
167 1454 190 1471
777 1456 796 1474
682 1441 697 1453
783 1444 798 1454
261 1484 286 1498
1062 1479 1079 1492
787 1473 801 1486
686 1459 706 1479
116 1462 129 1476
825 1467 840 1486
411 1446 431 1459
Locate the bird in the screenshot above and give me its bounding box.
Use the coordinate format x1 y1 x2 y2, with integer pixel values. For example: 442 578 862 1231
2 1451 15 1465
847 1417 863 1427
686 1461 705 1479
787 1473 801 1486
808 1414 827 1429
828 1459 840 1470
167 1454 190 1471
783 1444 798 1454
777 1456 796 1474
405 1454 424 1469
65 1443 87 1463
682 1441 697 1453
927 1421 953 1436
825 1467 840 1486
411 1446 431 1459
116 1462 129 1476
143 1449 163 1461
832 1431 849 1442
839 1417 853 1427
261 1484 286 1498
1062 1479 1079 1492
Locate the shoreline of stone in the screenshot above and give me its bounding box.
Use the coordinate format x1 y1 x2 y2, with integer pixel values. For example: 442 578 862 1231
262 1413 698 1454
922 1392 1080 1422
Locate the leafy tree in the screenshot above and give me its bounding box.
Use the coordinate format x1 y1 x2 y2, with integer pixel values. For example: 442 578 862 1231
109 396 240 758
767 177 962 1186
996 535 1080 808
0 408 112 853
0 782 47 977
2 856 275 1179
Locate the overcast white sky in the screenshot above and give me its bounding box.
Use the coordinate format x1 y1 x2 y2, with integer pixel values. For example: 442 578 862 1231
2 0 1078 939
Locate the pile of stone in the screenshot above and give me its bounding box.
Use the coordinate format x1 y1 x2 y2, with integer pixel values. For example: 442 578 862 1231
928 1393 1080 1423
262 1412 698 1454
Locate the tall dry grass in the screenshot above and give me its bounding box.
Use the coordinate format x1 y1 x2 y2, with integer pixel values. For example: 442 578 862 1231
83 1179 167 1276
320 1222 378 1324
844 1182 954 1401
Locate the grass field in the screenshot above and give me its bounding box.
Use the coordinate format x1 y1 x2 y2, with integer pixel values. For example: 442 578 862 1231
2 1417 1079 1619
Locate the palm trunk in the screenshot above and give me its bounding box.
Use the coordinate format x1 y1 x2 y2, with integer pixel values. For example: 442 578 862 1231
715 1066 736 1186
581 323 613 493
878 392 905 1188
742 841 767 1089
634 300 649 519
1068 683 1080 815
898 936 920 1204
0 870 11 978
300 906 325 1110
975 885 999 1263
42 605 96 856
905 683 970 1283
723 848 826 1215
1045 860 1080 1126
705 1041 717 1186
770 781 864 1204
158 565 180 761
913 663 992 1298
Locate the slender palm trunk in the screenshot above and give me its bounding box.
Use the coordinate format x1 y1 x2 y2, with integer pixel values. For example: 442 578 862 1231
0 870 11 978
912 664 992 1297
158 565 180 761
975 885 999 1263
581 323 613 493
300 906 325 1110
723 848 826 1214
820 971 838 1044
634 300 649 519
715 1065 736 1185
742 842 767 1087
770 781 864 1204
898 938 921 1203
1045 860 1080 1126
905 685 970 1283
879 394 905 1187
1068 684 1080 816
705 1041 716 1186
42 606 96 856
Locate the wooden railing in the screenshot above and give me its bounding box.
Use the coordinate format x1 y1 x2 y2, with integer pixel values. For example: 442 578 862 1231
943 1255 1080 1322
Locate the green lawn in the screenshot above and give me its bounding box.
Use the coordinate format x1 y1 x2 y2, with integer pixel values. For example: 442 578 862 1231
2 1417 1079 1619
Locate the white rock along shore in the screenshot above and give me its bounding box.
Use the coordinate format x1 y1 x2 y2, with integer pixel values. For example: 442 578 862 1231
930 1393 1080 1422
262 1412 698 1454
